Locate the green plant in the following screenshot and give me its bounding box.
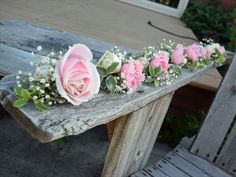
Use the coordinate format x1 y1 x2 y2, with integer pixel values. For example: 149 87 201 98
181 1 236 51
158 111 205 148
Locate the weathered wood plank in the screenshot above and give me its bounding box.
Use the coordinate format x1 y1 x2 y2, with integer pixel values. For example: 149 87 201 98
131 145 232 177
0 19 137 59
164 151 210 177
102 93 173 177
216 121 236 175
130 165 168 177
0 44 41 76
0 61 223 143
155 159 191 177
129 92 174 175
106 119 117 142
175 146 232 177
191 54 236 161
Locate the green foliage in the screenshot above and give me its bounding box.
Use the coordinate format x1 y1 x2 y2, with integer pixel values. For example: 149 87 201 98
33 99 48 111
158 111 205 148
213 51 226 66
145 66 164 87
52 137 69 150
13 97 29 108
13 86 48 111
182 1 236 51
96 65 120 93
107 62 119 74
186 61 206 70
97 66 108 80
106 75 117 93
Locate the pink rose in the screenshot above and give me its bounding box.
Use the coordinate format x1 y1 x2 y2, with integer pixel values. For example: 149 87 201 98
219 46 225 54
171 44 185 65
186 43 201 61
55 44 100 105
150 51 169 73
121 60 144 92
201 46 213 59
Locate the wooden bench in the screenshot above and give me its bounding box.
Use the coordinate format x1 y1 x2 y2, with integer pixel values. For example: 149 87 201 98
131 54 236 177
0 19 234 177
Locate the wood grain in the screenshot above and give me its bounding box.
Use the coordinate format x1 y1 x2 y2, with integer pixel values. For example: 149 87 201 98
131 145 232 177
216 121 236 175
0 19 138 60
102 93 173 177
0 44 41 76
191 54 236 161
106 119 117 142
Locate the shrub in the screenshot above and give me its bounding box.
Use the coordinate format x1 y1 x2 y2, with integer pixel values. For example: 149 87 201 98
181 0 236 51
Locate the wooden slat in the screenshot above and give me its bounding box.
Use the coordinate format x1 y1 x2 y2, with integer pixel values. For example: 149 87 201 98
131 145 232 177
0 19 137 59
191 54 236 161
154 158 190 177
102 93 173 177
0 61 223 143
144 166 168 177
175 146 231 177
216 121 236 175
0 44 41 76
164 152 210 177
106 119 117 142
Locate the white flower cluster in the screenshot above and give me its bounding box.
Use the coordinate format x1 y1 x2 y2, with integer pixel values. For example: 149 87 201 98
142 46 156 59
160 39 176 53
15 46 66 107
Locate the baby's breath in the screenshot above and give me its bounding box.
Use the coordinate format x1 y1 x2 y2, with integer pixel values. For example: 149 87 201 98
13 46 66 110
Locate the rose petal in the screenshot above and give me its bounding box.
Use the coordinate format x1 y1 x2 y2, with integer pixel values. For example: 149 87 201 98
60 44 93 74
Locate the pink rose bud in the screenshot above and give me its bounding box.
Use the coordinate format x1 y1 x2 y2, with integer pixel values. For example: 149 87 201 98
219 46 225 54
201 46 213 59
150 51 169 73
55 44 100 105
171 44 185 65
120 60 144 92
186 43 201 61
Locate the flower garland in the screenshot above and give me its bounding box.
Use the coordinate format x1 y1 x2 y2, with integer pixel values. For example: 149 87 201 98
13 39 226 110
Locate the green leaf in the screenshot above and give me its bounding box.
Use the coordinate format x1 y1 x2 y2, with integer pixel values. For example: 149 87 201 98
34 100 48 111
154 80 160 87
14 86 22 96
100 78 107 89
144 67 149 75
149 67 155 77
13 98 28 108
107 62 119 74
197 63 205 69
106 75 117 93
154 67 162 76
21 89 31 99
96 66 108 79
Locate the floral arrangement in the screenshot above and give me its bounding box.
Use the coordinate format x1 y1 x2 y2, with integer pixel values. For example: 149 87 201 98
96 47 144 93
13 39 226 110
14 44 100 110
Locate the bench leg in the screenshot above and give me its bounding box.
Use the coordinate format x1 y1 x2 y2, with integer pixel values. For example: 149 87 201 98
106 119 117 143
102 92 174 177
